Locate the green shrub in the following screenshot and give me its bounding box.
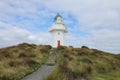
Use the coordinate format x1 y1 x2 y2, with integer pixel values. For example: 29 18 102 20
25 58 38 67
8 60 21 67
40 45 52 53
81 46 89 49
18 52 27 58
79 58 92 64
57 46 67 51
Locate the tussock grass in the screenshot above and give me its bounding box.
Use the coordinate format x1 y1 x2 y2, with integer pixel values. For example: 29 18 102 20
46 46 120 80
0 43 51 80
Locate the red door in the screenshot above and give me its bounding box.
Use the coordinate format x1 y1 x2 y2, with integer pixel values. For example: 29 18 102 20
57 40 60 47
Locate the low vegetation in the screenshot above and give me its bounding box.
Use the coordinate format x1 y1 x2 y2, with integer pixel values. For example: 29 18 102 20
0 43 51 80
46 46 120 80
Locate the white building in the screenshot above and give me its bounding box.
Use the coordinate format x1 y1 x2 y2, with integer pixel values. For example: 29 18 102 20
49 13 68 48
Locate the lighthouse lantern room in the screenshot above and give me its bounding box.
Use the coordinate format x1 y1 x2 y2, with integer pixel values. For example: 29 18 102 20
49 13 67 48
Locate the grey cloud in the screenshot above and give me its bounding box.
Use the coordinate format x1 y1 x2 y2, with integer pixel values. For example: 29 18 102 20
0 0 120 53
0 22 49 48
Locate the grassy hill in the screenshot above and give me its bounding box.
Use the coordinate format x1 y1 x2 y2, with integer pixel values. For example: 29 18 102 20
0 44 120 80
46 46 120 80
0 43 51 80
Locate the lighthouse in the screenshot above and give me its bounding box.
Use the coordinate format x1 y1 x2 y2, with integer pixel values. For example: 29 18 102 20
49 13 68 48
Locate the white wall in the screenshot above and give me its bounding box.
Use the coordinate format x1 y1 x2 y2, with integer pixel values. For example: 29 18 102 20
50 30 66 48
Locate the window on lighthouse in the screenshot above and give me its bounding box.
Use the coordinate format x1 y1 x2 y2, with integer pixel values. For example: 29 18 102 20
58 32 60 35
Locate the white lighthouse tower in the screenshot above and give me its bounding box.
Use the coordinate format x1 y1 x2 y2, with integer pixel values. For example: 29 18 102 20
49 13 67 48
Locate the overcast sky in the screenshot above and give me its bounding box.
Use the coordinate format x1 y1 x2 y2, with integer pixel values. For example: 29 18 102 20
0 0 120 53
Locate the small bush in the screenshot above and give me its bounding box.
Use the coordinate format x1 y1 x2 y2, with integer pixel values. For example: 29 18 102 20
81 46 89 49
40 45 52 53
77 48 90 56
69 46 73 48
26 59 38 67
18 53 26 58
8 60 21 67
79 58 92 64
57 46 67 50
0 52 11 58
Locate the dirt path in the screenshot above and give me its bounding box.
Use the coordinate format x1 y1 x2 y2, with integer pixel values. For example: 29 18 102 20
21 49 56 80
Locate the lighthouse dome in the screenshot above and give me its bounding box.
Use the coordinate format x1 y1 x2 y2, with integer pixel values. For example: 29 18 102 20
49 13 67 32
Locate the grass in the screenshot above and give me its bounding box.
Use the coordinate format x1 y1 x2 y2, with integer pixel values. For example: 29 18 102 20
90 69 120 80
46 46 120 80
0 43 51 80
